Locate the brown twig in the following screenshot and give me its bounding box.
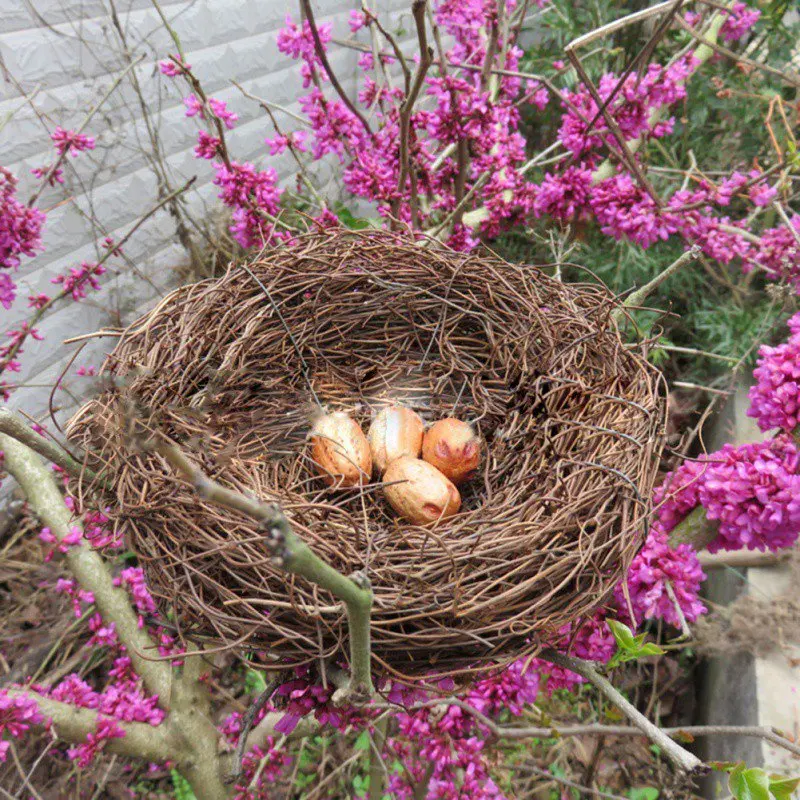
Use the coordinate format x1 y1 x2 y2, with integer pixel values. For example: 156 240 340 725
395 0 432 227
299 0 373 140
539 650 703 773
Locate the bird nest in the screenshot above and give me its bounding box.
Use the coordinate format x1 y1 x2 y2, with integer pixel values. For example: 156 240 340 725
67 229 666 680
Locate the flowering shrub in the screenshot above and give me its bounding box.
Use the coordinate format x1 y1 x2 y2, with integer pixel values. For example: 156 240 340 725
1 0 799 796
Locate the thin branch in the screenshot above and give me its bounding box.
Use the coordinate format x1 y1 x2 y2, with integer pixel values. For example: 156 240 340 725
0 409 98 484
229 675 282 781
0 433 173 706
612 245 701 321
395 0 432 227
591 7 729 185
539 650 703 773
28 55 145 207
299 0 373 139
141 430 374 702
675 15 800 88
668 504 718 551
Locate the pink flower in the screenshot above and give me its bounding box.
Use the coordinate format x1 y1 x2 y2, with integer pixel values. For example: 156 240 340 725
615 524 707 627
50 126 95 156
0 691 43 761
0 273 15 310
208 97 238 129
30 164 64 186
748 313 800 432
720 2 760 42
700 435 800 553
159 55 191 76
349 10 368 33
194 130 221 160
50 261 106 300
183 94 204 118
0 167 46 271
67 716 125 768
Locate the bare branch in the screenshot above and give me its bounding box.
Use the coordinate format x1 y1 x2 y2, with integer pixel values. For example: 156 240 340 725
298 0 374 139
538 650 703 773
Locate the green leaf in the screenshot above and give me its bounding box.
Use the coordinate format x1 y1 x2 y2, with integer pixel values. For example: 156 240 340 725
729 764 771 800
354 729 371 751
768 775 800 800
628 787 659 800
607 620 665 668
244 668 267 695
333 203 371 230
170 768 197 800
607 620 636 649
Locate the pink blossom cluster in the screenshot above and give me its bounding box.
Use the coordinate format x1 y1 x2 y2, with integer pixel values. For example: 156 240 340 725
54 576 95 617
219 711 292 799
748 312 800 432
0 690 43 762
39 523 83 559
50 126 96 156
0 167 45 286
643 433 800 556
614 526 707 628
114 567 157 627
531 613 618 693
51 261 106 301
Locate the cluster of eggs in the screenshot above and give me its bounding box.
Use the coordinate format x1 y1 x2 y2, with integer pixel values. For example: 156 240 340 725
310 407 480 525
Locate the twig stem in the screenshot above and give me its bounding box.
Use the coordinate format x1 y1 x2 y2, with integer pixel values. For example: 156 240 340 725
148 434 374 702
539 650 703 773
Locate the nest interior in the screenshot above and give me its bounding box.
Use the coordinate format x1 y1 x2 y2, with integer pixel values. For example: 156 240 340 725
67 230 666 679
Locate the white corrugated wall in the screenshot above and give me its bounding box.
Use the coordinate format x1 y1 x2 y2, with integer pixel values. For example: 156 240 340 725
0 0 414 421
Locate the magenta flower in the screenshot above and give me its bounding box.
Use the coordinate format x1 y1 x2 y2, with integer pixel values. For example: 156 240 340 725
50 126 95 156
0 691 43 761
748 313 800 432
720 2 760 41
159 55 191 76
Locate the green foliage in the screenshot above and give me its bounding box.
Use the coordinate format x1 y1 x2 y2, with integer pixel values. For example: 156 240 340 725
607 620 665 669
709 762 800 800
170 768 196 800
333 202 374 230
244 667 267 696
628 788 660 800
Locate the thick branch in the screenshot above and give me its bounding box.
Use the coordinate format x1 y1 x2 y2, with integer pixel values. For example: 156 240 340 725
668 504 719 551
148 435 374 702
0 432 173 707
0 409 96 483
6 688 179 763
539 650 703 773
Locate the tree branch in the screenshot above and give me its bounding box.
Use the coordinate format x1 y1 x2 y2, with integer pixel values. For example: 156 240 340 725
612 245 701 322
298 0 373 140
539 650 704 774
668 504 719 551
5 688 179 764
0 409 97 484
0 432 173 707
144 432 374 703
395 0 432 226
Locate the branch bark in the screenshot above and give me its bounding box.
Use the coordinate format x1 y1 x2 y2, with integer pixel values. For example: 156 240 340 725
0 431 173 707
146 433 374 703
5 689 179 764
539 650 704 774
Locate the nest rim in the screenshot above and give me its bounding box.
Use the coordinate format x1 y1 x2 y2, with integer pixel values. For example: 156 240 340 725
67 229 666 681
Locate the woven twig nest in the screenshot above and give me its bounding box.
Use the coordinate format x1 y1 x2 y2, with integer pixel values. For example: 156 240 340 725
67 230 666 679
